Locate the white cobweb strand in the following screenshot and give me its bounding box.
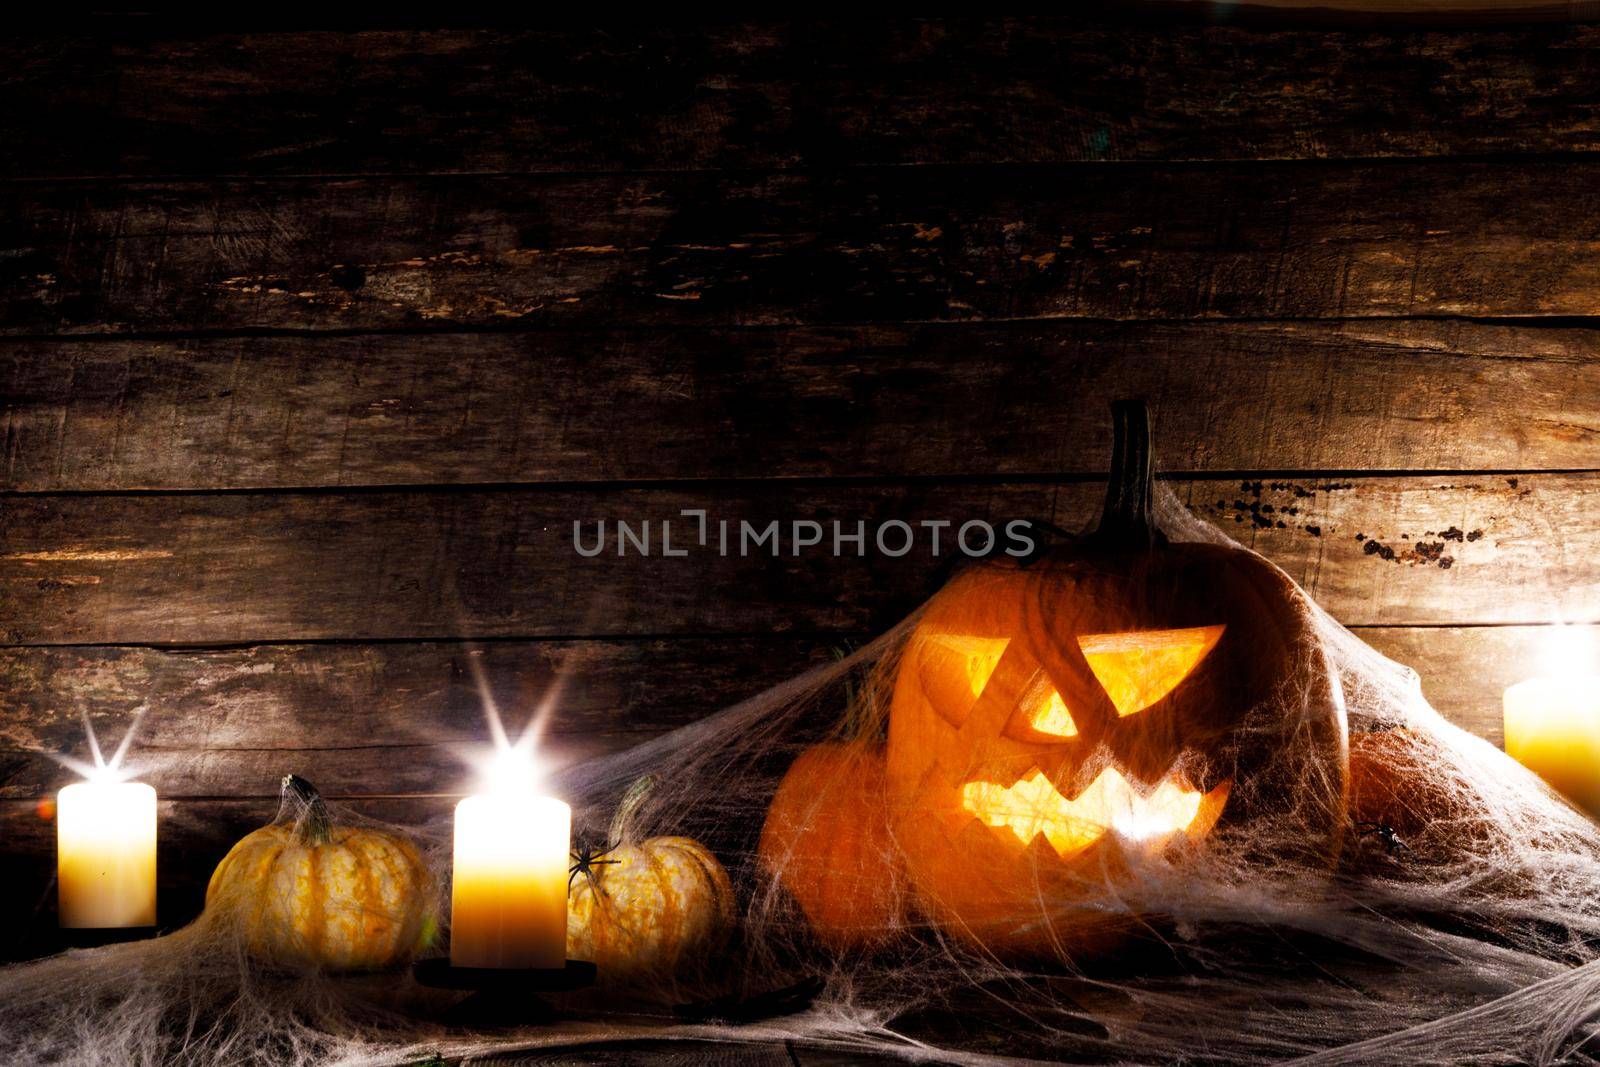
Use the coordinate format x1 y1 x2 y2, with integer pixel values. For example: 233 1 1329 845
4 490 1600 1065
1153 485 1600 1064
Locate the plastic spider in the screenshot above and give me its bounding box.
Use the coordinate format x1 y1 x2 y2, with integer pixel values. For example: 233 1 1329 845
1356 820 1409 856
568 841 620 892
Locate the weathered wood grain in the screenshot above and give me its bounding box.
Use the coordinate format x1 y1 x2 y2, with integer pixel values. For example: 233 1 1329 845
0 638 832 798
9 163 1600 334
0 744 454 802
3 20 1600 178
0 625 1534 800
1 476 1593 644
1355 624 1596 747
5 320 1598 491
2 15 1596 1002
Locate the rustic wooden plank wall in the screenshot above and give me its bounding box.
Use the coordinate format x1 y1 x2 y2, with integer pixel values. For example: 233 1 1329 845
2 14 1597 959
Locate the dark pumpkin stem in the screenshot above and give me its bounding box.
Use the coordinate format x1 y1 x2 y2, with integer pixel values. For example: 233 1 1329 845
1094 399 1164 550
279 773 333 846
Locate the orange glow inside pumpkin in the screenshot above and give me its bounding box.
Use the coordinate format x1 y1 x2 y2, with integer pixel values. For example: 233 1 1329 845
1018 624 1227 738
1078 624 1226 717
962 769 1231 858
955 623 1232 857
1028 690 1078 738
922 634 1010 698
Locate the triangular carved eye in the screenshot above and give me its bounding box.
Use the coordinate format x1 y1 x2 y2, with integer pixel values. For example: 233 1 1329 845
917 634 1010 726
1077 625 1225 717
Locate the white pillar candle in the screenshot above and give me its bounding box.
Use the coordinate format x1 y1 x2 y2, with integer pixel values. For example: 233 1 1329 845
56 780 157 929
1505 675 1600 818
450 792 570 969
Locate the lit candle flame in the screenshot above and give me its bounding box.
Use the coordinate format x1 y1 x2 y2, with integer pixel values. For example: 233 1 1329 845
483 739 542 797
457 645 574 796
51 703 148 785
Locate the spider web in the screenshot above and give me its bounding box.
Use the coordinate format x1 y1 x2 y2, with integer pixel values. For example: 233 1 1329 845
2 488 1599 1066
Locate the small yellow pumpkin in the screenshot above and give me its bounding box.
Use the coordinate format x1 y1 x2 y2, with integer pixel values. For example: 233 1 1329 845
205 774 435 971
567 777 735 985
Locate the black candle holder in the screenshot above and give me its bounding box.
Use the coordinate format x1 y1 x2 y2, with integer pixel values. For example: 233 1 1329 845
412 958 597 1025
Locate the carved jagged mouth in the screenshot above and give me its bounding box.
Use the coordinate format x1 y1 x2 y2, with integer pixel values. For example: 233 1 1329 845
960 767 1230 858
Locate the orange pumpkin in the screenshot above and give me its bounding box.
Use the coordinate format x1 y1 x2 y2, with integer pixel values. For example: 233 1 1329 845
883 401 1348 956
205 775 435 971
759 741 905 949
1350 730 1441 838
1347 728 1482 866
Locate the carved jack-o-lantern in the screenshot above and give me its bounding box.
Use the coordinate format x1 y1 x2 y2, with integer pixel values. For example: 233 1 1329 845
884 401 1348 956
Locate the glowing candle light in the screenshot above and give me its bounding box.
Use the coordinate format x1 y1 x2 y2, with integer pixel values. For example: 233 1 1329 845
1504 625 1600 818
56 769 157 929
450 746 570 969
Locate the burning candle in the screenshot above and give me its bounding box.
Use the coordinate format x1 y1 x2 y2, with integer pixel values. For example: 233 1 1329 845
56 774 157 929
1504 626 1600 819
450 749 570 969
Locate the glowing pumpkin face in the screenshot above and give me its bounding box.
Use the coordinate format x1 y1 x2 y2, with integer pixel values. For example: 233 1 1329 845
884 403 1347 956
